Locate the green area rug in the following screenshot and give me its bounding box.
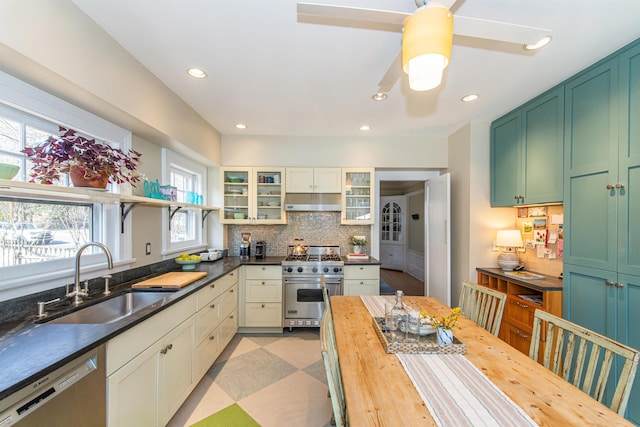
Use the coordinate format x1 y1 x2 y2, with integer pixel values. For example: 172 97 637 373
190 403 260 427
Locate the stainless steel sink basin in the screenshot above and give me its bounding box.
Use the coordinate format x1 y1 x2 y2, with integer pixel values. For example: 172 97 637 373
46 291 173 324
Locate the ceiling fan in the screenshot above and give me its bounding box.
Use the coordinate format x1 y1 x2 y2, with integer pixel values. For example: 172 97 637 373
297 0 552 93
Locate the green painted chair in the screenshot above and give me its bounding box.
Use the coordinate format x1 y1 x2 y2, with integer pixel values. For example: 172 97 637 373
529 309 640 415
459 281 507 336
320 310 347 426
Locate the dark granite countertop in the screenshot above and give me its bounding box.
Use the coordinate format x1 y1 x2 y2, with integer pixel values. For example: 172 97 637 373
0 256 271 401
342 256 381 265
476 267 563 291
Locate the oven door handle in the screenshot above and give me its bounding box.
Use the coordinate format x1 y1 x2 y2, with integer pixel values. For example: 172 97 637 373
284 277 342 285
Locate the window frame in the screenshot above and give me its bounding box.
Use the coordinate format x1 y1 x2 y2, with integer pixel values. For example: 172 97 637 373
0 71 134 300
161 148 207 256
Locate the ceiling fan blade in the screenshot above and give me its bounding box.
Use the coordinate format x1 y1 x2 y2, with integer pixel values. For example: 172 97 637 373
453 16 551 45
377 50 403 93
297 2 408 29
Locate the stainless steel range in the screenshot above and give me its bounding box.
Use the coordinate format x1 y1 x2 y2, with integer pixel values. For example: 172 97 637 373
282 244 344 329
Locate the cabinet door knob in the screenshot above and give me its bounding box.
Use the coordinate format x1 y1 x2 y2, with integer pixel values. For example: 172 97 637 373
615 282 624 288
261 304 265 308
605 279 614 286
262 281 266 285
209 335 215 340
210 304 215 308
616 183 625 189
210 284 216 288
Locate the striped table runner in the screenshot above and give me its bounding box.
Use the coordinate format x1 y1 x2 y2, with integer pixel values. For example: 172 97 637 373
360 296 538 427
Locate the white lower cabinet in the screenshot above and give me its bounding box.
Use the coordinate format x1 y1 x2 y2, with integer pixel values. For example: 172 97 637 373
240 265 283 329
344 265 380 296
106 270 239 426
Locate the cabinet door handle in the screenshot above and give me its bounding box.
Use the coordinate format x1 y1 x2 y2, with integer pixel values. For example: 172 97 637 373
209 335 215 341
210 283 216 288
261 304 265 308
615 282 624 288
515 301 528 308
605 280 614 286
515 330 530 339
160 344 173 354
262 281 266 285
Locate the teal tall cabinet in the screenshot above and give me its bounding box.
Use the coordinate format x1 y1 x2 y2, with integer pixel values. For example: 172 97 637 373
563 41 640 423
490 87 564 207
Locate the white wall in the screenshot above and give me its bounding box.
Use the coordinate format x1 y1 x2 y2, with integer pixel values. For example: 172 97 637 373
222 135 448 168
0 0 221 166
448 122 513 303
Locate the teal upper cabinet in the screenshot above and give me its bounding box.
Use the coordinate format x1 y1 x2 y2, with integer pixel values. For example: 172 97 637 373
618 44 640 277
490 87 564 207
563 57 619 271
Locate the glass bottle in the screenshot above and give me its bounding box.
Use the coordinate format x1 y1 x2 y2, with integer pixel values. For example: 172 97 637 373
389 290 408 342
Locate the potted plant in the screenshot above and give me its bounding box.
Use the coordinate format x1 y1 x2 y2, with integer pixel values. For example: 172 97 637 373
22 126 143 189
348 235 367 254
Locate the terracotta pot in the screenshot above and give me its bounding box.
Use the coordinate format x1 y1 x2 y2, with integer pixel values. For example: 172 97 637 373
69 168 109 189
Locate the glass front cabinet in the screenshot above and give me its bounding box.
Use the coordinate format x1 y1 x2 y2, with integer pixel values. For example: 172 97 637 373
341 168 374 225
220 167 286 224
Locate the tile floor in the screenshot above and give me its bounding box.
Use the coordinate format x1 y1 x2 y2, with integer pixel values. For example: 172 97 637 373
167 329 333 427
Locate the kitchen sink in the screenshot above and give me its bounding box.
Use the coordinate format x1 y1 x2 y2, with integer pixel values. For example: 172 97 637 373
45 290 175 324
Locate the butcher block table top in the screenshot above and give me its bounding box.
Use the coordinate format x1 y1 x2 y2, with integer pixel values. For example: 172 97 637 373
131 271 207 289
331 296 632 427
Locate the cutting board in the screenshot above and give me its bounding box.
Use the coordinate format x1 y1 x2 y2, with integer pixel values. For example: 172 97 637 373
131 271 208 289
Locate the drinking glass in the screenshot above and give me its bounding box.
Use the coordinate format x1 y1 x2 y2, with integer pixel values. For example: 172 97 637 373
384 302 398 340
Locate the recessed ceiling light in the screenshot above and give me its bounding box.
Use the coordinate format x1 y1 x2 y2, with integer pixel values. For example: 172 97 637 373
360 125 371 131
461 94 479 102
372 92 387 101
235 123 247 129
523 36 552 51
187 68 207 78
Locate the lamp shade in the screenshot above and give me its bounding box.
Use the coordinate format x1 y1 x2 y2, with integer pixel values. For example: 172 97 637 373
402 5 453 91
495 230 523 248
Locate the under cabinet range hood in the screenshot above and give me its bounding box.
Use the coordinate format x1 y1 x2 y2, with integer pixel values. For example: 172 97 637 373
283 193 342 211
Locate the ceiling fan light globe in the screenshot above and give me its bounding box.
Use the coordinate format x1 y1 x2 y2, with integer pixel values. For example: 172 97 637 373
408 54 446 91
402 5 453 91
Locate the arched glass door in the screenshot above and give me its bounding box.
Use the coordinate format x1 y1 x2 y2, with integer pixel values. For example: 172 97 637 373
381 202 403 242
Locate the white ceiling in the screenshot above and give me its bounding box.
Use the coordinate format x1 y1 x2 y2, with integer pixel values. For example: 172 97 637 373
72 0 640 139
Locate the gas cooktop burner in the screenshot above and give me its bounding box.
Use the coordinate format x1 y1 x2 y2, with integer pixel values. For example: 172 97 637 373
284 254 342 262
282 244 343 264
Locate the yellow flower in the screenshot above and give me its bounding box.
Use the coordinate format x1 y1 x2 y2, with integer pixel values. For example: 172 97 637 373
429 307 462 330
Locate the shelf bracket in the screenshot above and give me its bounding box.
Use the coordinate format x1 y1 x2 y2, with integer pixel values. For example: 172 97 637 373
202 209 215 227
120 202 142 233
168 206 183 230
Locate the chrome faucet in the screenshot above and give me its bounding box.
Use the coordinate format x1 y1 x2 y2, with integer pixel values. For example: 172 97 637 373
68 242 114 306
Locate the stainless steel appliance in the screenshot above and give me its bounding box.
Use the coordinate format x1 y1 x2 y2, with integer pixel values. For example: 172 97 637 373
255 241 266 259
282 244 343 329
0 345 106 426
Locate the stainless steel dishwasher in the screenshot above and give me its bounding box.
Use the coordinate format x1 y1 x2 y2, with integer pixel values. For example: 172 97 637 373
0 345 106 426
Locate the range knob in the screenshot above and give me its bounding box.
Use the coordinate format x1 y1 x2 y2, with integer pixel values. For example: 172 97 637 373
286 267 293 273
334 267 341 273
312 267 318 273
323 267 329 273
297 266 304 273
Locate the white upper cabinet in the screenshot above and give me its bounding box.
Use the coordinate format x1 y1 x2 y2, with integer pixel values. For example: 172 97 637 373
285 168 341 193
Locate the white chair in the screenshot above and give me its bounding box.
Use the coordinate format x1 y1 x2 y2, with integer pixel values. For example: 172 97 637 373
529 309 640 415
320 310 347 426
459 281 506 336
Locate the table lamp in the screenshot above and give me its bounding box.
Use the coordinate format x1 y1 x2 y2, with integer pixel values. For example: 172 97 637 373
495 229 523 271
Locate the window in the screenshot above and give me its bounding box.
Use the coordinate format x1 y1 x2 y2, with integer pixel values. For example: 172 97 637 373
0 71 133 299
162 149 207 254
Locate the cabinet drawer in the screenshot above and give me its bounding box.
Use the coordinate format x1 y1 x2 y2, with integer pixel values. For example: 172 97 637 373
245 303 282 327
246 279 282 302
195 327 220 377
344 279 379 296
503 321 533 356
197 270 238 310
196 301 220 343
218 284 238 319
505 295 537 331
344 265 379 280
219 309 238 348
245 265 282 280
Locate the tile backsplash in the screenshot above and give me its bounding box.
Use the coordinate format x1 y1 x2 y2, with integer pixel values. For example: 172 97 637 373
226 212 370 257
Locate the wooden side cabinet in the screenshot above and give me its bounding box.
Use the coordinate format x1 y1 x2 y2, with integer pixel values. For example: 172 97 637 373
476 268 562 355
